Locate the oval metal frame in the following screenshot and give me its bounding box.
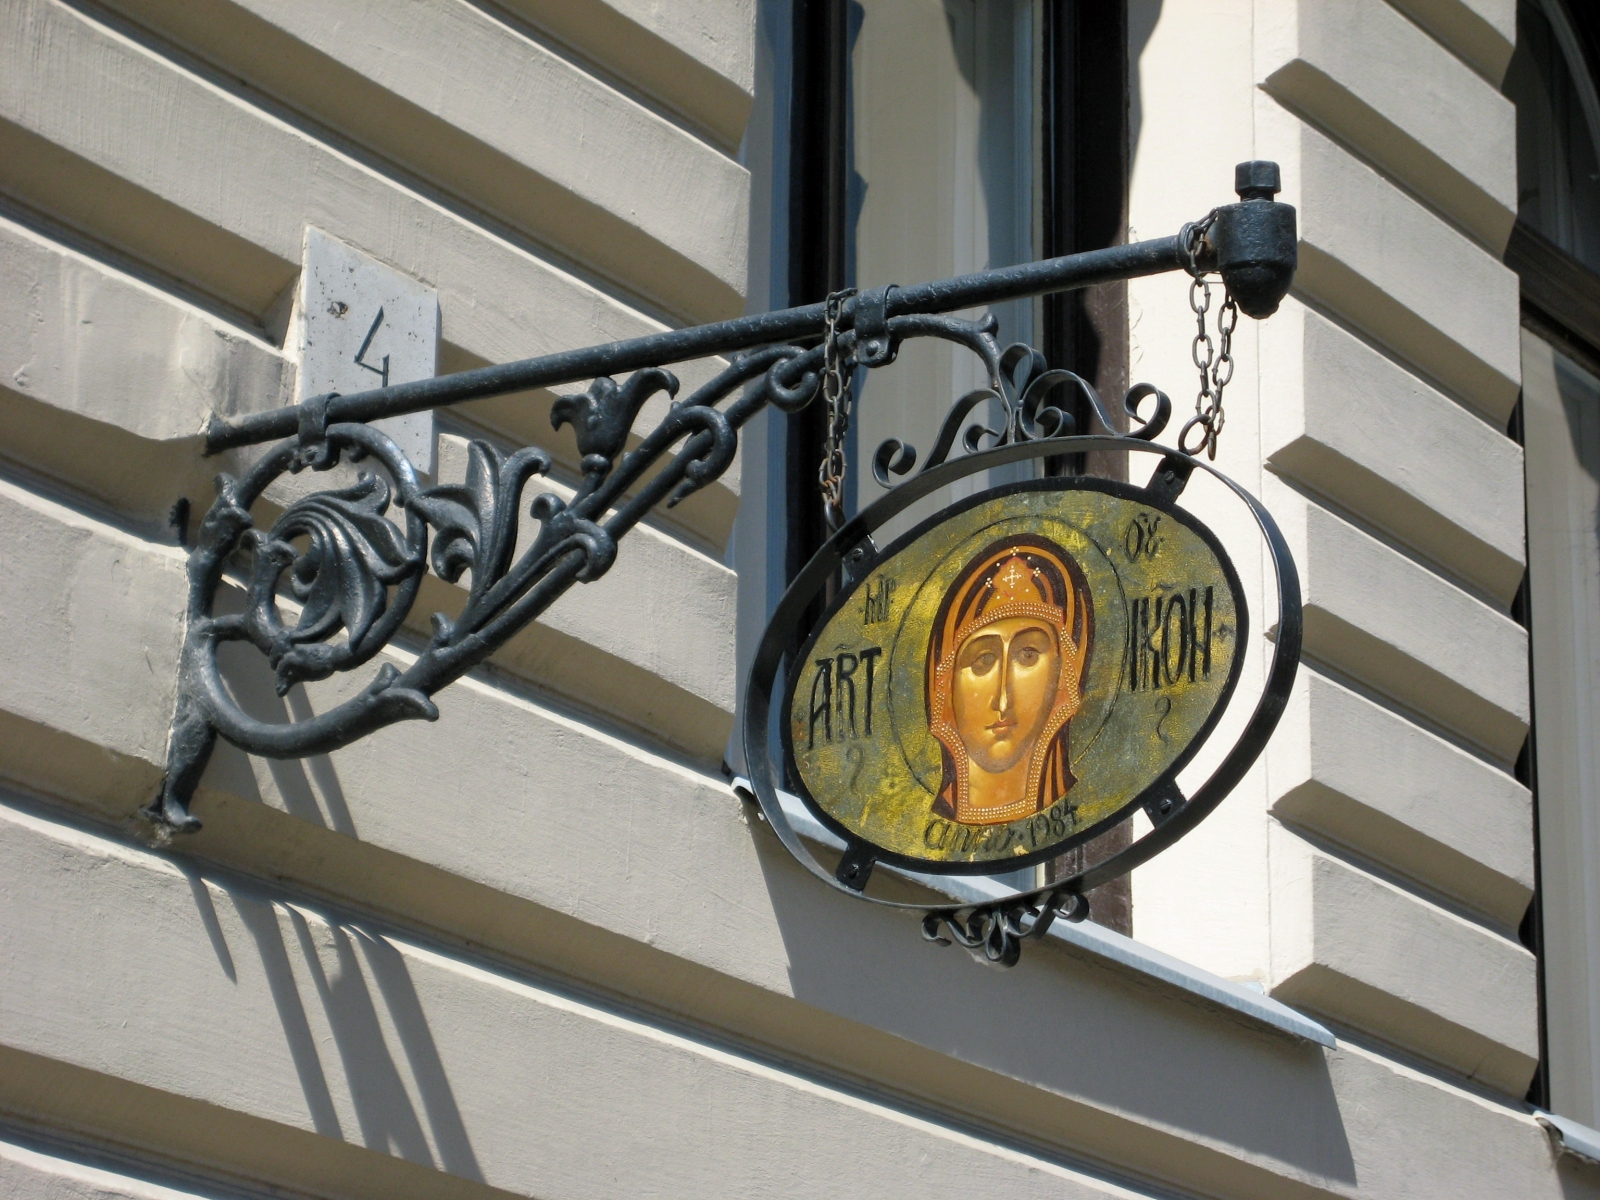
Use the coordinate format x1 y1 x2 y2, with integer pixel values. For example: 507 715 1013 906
740 434 1302 939
778 473 1250 876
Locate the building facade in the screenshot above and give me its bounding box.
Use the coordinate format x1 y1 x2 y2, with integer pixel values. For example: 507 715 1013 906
3 0 1600 1197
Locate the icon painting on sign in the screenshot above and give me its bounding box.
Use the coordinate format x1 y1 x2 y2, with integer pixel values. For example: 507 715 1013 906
783 480 1246 871
926 538 1092 827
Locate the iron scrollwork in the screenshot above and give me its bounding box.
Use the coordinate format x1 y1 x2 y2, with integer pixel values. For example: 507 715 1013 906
872 331 1174 486
921 890 1091 969
154 346 817 830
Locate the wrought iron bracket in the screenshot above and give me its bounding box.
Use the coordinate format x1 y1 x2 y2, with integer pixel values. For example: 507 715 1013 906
150 161 1298 875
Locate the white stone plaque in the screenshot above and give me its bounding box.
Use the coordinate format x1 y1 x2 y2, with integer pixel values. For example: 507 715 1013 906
296 227 438 474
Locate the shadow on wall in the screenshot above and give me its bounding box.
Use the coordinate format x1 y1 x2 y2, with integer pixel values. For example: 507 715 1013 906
187 595 484 1171
745 818 1356 1185
183 864 484 1179
1128 0 1163 191
201 584 358 838
1560 1152 1600 1197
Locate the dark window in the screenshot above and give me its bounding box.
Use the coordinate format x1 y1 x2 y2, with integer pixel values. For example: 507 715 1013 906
782 0 1133 927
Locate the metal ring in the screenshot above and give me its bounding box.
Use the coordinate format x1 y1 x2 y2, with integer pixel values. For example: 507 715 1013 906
1178 219 1211 280
1178 415 1213 457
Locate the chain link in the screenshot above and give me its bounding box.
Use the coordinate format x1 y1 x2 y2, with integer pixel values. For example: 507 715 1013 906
1177 217 1238 460
818 286 857 529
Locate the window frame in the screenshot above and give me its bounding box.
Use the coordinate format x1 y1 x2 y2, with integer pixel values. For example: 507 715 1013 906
1503 0 1600 1112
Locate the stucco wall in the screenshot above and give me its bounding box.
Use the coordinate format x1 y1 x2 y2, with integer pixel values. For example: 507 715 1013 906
0 0 1594 1197
1128 0 1541 1094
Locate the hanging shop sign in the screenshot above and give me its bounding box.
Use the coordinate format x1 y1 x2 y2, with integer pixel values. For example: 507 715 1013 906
784 477 1244 876
734 163 1301 964
741 426 1302 966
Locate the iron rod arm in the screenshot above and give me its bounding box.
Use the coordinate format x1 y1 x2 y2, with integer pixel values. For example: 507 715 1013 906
204 236 1186 453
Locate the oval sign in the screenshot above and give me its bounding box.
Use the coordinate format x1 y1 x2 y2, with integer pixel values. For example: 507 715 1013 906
782 477 1247 873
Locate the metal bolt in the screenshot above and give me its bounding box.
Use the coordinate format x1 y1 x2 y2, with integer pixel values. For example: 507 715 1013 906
1234 160 1281 202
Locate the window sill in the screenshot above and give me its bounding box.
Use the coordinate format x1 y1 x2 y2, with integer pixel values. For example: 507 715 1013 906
737 778 1337 1049
1535 1110 1600 1166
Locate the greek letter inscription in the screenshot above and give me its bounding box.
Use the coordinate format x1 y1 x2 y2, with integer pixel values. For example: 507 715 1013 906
1123 586 1214 691
863 577 896 624
1154 695 1173 741
1124 512 1164 561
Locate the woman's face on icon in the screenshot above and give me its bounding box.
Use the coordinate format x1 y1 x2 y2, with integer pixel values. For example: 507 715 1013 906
951 617 1060 774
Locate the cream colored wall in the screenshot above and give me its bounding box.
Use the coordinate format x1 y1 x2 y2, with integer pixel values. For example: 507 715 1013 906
1130 0 1544 1112
0 0 1594 1197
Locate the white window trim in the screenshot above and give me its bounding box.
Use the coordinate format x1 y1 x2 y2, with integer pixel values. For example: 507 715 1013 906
732 777 1337 1048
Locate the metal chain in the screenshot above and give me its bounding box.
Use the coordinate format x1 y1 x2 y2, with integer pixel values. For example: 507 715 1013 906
1177 215 1238 460
818 286 857 530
